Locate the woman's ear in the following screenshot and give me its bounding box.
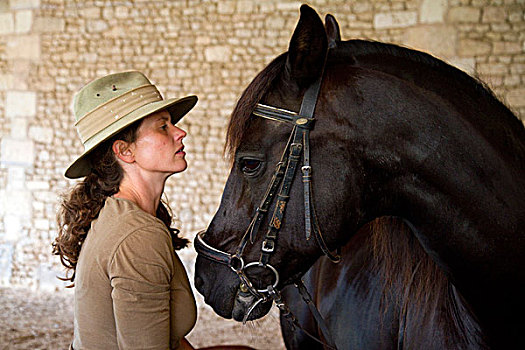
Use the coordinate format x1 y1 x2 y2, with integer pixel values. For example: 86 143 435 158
112 140 135 164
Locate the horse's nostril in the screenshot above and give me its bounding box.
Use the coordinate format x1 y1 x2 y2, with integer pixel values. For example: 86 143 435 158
194 275 204 290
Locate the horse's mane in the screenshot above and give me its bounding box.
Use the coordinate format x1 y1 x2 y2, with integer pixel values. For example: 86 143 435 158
370 217 487 347
338 39 525 164
225 53 287 162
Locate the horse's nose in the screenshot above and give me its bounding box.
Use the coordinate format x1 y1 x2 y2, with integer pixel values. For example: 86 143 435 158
194 275 204 291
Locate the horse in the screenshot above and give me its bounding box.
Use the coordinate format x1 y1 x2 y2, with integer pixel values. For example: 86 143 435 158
194 5 525 349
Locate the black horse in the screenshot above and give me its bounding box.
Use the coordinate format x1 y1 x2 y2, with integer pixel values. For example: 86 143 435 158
194 5 525 349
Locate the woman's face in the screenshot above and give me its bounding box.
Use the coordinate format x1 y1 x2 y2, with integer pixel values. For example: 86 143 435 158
131 110 188 176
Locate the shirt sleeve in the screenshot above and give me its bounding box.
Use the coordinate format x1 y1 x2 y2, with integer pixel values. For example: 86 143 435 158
109 225 176 350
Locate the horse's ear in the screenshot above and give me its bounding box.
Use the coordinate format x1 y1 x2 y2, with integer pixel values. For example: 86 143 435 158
325 14 341 49
286 5 328 87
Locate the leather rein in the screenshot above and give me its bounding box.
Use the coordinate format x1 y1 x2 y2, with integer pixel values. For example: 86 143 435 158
194 57 341 349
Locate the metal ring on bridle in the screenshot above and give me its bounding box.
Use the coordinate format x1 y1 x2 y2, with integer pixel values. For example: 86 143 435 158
244 262 279 293
229 254 245 273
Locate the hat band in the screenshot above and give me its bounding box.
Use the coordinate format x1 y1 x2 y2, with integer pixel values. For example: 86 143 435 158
75 84 163 144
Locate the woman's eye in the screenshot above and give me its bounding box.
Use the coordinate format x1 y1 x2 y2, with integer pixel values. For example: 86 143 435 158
240 159 262 175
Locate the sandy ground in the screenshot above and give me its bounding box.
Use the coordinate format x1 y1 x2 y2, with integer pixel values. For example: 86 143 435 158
0 287 285 350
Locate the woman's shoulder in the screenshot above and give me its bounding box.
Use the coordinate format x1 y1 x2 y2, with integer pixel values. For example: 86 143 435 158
87 197 172 256
102 196 167 231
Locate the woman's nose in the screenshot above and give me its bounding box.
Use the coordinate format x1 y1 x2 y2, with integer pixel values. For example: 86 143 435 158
172 125 187 140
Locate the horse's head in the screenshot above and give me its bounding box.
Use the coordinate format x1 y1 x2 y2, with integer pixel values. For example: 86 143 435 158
194 5 363 321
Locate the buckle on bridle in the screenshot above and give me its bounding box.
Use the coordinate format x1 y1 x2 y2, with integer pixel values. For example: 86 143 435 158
261 239 275 253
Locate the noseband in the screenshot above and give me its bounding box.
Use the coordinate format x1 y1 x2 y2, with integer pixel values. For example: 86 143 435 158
195 57 340 349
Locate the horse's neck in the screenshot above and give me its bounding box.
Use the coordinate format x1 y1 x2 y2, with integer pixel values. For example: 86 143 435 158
337 40 525 165
328 65 525 321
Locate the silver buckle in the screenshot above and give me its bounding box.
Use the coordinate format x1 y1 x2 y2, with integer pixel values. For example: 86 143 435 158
261 239 275 253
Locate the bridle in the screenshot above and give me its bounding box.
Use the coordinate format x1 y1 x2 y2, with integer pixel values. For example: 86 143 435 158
194 54 341 349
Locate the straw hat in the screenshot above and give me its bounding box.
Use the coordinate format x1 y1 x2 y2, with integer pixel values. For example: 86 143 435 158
65 71 197 179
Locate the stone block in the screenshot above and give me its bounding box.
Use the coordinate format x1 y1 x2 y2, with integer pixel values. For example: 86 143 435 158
510 63 525 75
33 16 65 32
458 39 491 57
265 16 285 30
374 11 417 29
404 25 456 58
0 244 14 286
276 2 301 11
32 200 44 212
482 7 506 23
15 10 32 33
420 0 447 24
26 181 49 190
0 137 34 167
33 78 55 92
353 2 372 13
0 73 14 91
1 190 32 218
0 13 14 34
504 75 520 86
259 2 275 13
6 35 40 60
34 218 49 231
9 0 40 10
3 215 23 242
86 19 108 33
114 6 129 19
493 41 522 55
236 0 254 13
477 62 508 76
7 166 26 189
204 45 231 62
448 7 480 23
81 7 100 19
6 91 36 118
29 126 53 143
10 117 28 138
506 88 525 107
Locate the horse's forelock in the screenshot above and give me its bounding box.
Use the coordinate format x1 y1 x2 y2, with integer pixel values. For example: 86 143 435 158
225 53 288 162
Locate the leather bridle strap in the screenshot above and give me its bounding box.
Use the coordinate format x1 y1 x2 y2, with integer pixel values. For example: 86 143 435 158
258 121 309 267
234 128 296 258
253 103 341 264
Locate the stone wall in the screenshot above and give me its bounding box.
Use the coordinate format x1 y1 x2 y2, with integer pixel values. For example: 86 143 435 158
0 0 523 290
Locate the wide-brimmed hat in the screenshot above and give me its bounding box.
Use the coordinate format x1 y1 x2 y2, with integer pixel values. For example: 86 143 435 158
65 71 197 179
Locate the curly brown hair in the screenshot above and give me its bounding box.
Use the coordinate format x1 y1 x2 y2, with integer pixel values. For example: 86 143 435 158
53 120 189 286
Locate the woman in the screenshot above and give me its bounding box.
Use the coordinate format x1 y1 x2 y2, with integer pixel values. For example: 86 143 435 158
53 71 252 350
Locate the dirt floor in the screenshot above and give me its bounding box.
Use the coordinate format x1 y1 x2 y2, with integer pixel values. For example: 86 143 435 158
0 287 285 350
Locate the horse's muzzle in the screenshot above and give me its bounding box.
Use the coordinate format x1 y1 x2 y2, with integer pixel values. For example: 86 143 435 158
232 287 273 323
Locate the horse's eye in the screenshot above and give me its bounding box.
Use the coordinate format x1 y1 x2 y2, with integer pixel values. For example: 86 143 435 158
240 158 262 175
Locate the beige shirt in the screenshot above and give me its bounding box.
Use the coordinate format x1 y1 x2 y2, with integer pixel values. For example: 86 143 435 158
72 197 196 350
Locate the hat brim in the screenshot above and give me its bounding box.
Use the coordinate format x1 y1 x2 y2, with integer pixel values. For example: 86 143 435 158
65 95 197 179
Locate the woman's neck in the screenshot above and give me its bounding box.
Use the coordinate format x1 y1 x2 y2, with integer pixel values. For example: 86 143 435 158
114 174 166 216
